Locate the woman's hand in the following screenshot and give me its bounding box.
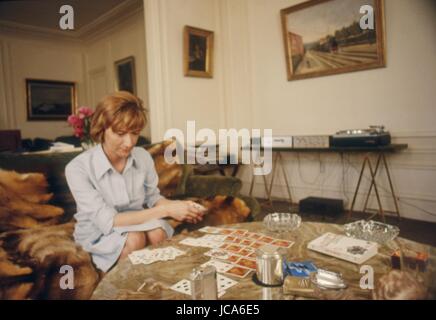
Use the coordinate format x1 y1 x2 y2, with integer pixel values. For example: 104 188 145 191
163 200 206 223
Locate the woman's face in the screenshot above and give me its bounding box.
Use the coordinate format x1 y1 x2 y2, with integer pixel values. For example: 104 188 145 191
103 126 140 159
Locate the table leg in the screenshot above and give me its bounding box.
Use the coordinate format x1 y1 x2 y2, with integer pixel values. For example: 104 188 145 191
348 156 368 221
382 153 401 219
268 152 280 200
363 153 382 213
367 158 386 223
278 152 293 209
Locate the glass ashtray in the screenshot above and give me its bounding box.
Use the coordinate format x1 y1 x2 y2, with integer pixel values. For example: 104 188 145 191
263 213 301 233
344 219 399 244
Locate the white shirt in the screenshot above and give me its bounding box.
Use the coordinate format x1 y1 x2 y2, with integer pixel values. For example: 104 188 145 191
65 144 173 272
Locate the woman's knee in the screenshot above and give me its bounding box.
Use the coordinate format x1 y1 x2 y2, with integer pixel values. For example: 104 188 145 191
146 228 167 245
125 231 146 251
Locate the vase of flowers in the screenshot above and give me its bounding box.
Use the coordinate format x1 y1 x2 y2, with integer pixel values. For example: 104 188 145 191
67 106 95 150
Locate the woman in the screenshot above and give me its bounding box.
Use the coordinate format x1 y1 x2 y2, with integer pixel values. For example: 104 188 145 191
65 91 205 272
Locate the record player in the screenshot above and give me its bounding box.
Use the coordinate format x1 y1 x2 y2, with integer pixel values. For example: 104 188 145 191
330 125 391 147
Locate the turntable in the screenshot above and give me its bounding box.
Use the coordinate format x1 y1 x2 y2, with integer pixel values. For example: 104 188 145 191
330 125 391 147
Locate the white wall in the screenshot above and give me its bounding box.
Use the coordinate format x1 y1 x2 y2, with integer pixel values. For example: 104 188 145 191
0 34 85 139
145 0 436 222
0 7 149 139
83 9 150 137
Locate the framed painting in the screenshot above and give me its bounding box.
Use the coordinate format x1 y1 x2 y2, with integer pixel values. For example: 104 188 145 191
281 0 386 81
115 56 137 94
184 26 214 78
26 79 76 121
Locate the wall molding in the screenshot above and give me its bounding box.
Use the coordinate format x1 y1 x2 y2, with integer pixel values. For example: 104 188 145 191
0 0 142 44
144 0 172 142
0 40 17 129
216 0 231 130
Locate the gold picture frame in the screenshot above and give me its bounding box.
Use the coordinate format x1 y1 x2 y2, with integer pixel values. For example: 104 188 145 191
281 0 386 81
114 56 137 94
184 26 214 78
26 79 76 121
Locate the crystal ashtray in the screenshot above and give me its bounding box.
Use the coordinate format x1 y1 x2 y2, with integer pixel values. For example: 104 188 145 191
343 220 399 244
263 213 301 233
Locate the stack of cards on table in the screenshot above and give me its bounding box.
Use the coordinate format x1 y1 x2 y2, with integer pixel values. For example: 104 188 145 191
178 226 294 279
170 274 237 298
128 246 185 265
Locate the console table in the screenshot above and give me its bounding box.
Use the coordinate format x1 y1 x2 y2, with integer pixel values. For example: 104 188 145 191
247 144 408 222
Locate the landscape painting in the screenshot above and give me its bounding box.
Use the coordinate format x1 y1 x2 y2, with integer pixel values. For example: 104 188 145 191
281 0 385 81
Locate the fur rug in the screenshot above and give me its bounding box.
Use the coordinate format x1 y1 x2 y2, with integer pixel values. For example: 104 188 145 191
0 223 100 300
0 170 64 232
0 170 99 299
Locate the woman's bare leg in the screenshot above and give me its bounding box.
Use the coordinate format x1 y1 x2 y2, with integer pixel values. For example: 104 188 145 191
119 231 147 260
146 228 167 246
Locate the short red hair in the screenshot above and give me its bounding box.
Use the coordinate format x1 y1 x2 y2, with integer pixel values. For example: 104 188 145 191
90 91 147 143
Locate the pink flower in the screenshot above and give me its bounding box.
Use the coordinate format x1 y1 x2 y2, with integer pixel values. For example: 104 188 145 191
68 106 93 142
78 106 94 117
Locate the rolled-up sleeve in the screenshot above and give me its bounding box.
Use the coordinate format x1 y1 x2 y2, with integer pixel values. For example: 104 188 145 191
65 162 116 236
143 151 164 208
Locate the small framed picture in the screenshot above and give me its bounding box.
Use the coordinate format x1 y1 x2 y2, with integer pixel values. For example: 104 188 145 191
184 26 214 78
115 56 137 94
26 79 76 121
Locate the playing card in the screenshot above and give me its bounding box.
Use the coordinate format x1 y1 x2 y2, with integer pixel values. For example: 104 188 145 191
217 228 236 235
128 246 185 265
230 229 248 236
170 279 191 295
259 236 274 243
179 237 201 247
246 232 263 240
219 243 230 250
224 266 252 279
238 248 254 257
170 279 228 298
249 242 264 249
226 244 244 253
204 249 231 260
128 254 142 265
201 259 234 273
235 257 257 270
241 239 254 246
198 226 221 234
222 255 240 263
217 274 238 291
271 239 294 248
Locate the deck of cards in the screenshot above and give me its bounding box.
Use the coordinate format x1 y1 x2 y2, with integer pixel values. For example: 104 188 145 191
128 246 185 265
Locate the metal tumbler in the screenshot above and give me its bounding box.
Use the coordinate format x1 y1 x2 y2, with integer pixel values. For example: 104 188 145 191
256 244 286 286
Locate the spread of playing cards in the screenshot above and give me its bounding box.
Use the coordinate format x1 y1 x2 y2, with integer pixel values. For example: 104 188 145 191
128 246 186 265
165 226 295 298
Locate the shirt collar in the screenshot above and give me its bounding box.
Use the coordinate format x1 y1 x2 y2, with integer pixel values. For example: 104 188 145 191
93 144 138 180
